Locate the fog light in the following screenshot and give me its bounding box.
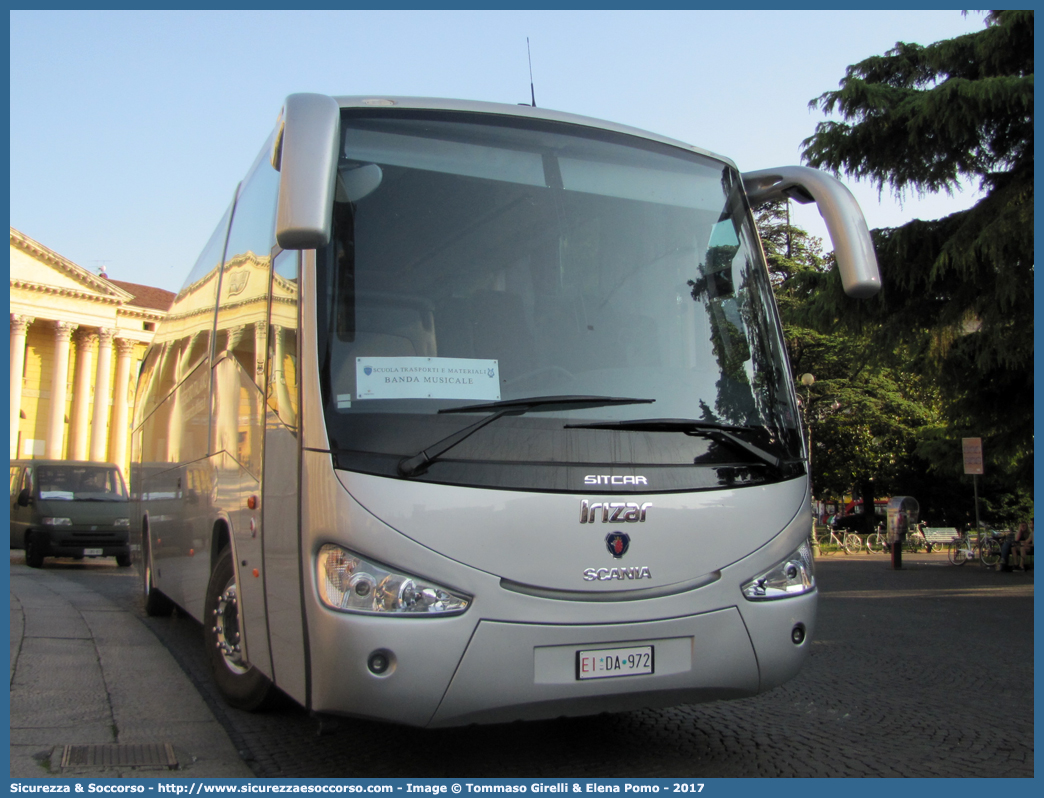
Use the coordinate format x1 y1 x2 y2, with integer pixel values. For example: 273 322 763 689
368 651 391 675
791 624 806 645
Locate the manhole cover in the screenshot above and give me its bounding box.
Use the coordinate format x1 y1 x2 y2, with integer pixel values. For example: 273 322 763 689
60 743 178 769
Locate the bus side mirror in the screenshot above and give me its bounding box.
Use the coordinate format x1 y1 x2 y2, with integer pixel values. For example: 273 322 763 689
742 165 881 299
273 93 341 250
17 488 31 507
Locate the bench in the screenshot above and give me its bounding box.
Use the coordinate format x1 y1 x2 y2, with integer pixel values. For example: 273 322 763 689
922 527 958 550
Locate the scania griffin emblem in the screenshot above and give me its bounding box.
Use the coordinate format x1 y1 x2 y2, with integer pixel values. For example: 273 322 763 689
605 531 630 558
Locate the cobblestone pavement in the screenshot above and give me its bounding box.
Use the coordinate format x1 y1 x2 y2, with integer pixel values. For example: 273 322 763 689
32 552 1033 778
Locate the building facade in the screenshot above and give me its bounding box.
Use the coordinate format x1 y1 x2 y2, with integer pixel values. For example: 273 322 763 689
10 227 174 472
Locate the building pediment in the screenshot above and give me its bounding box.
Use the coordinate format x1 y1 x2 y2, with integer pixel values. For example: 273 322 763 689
10 228 133 306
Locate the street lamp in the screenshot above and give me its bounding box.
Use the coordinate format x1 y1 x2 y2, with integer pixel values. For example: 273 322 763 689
799 374 816 551
800 371 815 399
799 373 815 459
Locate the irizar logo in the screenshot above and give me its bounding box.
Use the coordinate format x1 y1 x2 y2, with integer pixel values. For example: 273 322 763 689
580 500 651 524
585 475 648 486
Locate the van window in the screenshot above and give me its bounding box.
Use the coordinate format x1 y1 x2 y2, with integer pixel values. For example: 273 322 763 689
35 466 127 501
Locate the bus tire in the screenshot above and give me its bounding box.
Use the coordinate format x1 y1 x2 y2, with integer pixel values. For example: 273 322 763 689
204 547 273 711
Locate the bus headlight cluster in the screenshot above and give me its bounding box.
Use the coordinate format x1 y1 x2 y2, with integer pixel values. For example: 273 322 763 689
741 539 815 600
317 544 470 616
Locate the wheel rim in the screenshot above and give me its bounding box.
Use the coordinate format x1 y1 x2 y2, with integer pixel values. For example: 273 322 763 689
212 578 249 674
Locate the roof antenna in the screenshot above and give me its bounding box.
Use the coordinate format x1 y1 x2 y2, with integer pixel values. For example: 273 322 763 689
527 37 536 107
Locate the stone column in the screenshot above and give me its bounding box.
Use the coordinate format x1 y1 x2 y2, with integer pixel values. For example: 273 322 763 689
69 329 98 461
46 321 78 459
165 340 186 463
271 325 295 426
10 315 33 458
109 338 137 472
90 329 116 461
217 326 246 456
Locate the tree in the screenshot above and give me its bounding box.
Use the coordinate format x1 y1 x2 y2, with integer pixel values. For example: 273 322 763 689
758 200 938 531
798 11 1033 495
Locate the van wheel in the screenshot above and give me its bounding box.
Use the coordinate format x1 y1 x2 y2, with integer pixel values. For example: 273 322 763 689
142 536 174 616
25 532 44 568
116 553 131 568
204 547 272 710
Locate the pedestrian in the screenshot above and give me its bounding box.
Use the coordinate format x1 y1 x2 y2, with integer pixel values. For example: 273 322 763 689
999 529 1016 571
1013 519 1033 571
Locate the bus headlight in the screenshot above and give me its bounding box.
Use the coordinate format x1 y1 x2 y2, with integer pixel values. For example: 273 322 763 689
317 544 470 616
741 539 815 600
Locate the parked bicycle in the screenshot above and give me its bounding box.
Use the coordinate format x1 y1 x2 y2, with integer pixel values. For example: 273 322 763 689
946 529 1003 567
817 526 864 555
866 526 887 554
978 529 1005 567
947 530 976 565
904 527 930 553
866 526 928 554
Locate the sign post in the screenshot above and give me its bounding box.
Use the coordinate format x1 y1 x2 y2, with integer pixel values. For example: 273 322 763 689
963 438 984 534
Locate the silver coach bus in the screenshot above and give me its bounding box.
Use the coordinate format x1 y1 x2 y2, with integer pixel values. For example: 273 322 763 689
131 94 880 727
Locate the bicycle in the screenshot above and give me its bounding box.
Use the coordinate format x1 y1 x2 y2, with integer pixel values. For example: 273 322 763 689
817 526 864 555
866 529 886 554
947 531 975 565
866 528 927 554
904 528 930 553
977 529 1005 567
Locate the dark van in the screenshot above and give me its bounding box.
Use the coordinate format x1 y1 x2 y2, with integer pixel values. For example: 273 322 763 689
9 460 131 568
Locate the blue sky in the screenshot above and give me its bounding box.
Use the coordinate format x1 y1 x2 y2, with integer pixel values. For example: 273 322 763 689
10 9 988 293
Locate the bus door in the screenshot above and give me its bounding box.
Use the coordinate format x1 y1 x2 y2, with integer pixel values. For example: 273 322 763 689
261 248 306 704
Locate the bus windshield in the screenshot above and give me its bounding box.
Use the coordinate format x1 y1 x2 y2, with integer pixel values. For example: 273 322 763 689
317 110 803 492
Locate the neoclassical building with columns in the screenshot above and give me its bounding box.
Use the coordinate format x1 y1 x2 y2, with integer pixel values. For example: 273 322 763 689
10 227 174 472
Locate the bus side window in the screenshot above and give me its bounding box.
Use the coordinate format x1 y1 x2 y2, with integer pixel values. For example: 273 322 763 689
216 139 280 385
268 250 299 430
213 140 280 472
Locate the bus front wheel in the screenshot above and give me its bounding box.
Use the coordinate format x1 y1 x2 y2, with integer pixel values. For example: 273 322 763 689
204 547 273 711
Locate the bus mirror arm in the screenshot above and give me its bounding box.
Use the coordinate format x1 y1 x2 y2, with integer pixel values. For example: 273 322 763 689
742 165 881 299
274 93 341 250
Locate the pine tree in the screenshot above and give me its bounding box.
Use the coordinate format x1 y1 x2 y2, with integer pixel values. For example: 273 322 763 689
758 200 937 529
798 10 1033 490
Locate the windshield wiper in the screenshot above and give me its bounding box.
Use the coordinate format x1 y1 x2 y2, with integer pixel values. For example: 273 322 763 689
398 395 655 478
563 417 786 470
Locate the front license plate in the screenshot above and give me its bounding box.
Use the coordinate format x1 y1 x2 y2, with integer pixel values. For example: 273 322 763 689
577 645 654 680
83 548 103 556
